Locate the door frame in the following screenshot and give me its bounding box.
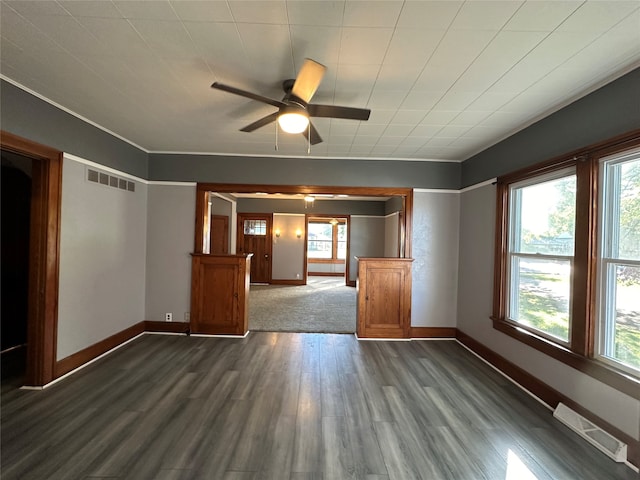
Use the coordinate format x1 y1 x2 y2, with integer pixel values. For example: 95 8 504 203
236 212 273 283
305 214 350 284
193 183 413 261
1 131 62 387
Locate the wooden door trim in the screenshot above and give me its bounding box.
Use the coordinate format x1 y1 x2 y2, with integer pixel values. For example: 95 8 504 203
1 131 62 386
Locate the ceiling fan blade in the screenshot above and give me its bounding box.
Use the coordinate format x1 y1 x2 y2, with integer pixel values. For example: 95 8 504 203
291 58 326 103
240 112 279 132
308 104 371 121
302 121 323 145
211 82 285 109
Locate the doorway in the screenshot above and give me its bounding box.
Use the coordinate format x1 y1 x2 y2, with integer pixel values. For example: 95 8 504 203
306 215 349 284
0 131 62 387
237 213 273 284
1 151 32 382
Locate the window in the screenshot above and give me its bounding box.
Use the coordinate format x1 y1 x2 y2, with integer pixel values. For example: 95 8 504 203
307 218 347 261
243 219 266 235
492 131 640 397
507 171 576 343
597 148 640 374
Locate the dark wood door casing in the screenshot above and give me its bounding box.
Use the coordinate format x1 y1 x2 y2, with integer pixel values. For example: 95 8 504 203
1 131 63 386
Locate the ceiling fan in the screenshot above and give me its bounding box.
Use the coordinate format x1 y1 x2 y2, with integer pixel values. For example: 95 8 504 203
211 59 371 145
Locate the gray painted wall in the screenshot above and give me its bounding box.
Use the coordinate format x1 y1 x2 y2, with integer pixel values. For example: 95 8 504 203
349 216 385 283
57 156 147 360
1 80 148 179
462 68 640 187
411 191 459 328
384 213 400 257
148 153 460 189
457 184 640 441
145 184 195 323
385 196 404 215
272 214 306 280
210 194 233 254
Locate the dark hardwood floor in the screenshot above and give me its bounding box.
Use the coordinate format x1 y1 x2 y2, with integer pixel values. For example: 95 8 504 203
1 332 636 479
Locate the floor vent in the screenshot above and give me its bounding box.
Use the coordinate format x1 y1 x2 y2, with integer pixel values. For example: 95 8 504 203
553 402 627 462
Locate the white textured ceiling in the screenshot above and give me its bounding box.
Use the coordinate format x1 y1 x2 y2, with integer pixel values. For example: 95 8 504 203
1 0 639 162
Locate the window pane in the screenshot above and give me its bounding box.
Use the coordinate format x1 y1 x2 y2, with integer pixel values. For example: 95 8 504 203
601 264 640 370
616 159 640 260
244 219 266 235
308 240 332 258
600 152 640 374
513 175 576 256
309 222 332 240
337 224 347 259
510 256 571 342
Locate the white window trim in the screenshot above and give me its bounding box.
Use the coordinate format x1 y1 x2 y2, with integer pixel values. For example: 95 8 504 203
596 147 640 376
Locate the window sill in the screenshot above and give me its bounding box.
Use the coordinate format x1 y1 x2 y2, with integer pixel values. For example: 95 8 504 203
492 317 640 400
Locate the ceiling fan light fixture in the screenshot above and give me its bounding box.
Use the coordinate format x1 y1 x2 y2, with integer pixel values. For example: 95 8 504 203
278 111 309 134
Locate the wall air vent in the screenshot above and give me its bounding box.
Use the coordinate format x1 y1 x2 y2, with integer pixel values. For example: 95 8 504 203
86 167 136 194
87 169 99 183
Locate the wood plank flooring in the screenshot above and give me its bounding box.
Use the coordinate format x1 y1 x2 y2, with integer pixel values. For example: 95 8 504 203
1 332 636 479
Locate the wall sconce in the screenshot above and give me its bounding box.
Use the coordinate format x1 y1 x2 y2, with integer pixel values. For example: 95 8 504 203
296 228 302 239
275 228 281 238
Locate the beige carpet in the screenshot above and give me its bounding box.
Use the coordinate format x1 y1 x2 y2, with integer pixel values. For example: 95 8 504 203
248 277 356 333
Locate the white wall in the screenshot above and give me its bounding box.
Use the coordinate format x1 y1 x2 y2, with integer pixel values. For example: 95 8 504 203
410 191 460 328
457 183 640 441
272 213 305 280
145 184 196 322
57 156 147 360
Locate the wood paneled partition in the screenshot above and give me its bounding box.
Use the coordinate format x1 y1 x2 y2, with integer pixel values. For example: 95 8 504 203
356 257 414 338
190 254 252 335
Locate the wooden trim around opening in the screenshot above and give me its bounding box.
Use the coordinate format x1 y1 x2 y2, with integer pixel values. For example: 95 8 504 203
456 329 639 469
1 131 63 387
193 183 413 262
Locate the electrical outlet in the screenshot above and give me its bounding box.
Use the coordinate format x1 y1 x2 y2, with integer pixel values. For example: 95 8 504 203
184 312 190 321
165 312 172 322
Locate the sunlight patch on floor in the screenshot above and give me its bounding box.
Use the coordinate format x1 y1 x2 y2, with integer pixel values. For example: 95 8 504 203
506 449 538 480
